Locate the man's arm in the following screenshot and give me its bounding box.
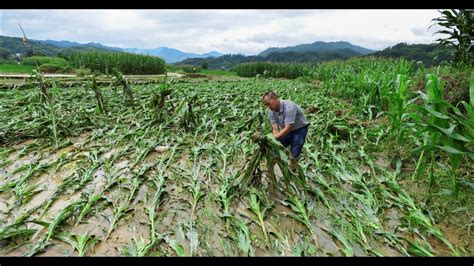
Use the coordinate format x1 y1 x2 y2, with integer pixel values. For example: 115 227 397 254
273 102 296 139
273 123 292 139
271 124 279 136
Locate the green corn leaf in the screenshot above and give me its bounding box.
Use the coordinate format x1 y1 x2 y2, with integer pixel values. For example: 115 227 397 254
470 71 474 108
437 145 465 155
425 107 450 120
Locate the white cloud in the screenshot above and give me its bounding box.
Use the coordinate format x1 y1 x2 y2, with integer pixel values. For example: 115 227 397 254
0 9 445 54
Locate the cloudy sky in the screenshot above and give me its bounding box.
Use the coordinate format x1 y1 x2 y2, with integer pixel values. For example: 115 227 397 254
0 9 445 55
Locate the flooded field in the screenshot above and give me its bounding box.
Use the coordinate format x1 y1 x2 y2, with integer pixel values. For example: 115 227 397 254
1 68 473 257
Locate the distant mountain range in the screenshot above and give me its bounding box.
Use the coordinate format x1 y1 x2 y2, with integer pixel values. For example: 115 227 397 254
2 35 379 64
1 36 223 63
39 39 222 63
175 41 378 69
38 39 124 51
259 41 375 56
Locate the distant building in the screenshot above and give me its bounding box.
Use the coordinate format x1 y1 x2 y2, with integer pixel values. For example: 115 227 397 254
15 53 21 64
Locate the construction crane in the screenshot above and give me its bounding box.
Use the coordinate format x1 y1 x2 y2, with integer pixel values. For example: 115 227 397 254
18 23 33 57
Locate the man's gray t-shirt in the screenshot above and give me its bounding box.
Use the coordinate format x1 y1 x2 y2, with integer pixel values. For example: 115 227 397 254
268 100 309 131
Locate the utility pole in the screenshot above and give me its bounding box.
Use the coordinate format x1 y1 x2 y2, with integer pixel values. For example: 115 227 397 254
18 23 33 57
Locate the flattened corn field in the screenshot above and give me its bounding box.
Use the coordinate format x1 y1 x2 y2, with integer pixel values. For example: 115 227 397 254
1 58 473 256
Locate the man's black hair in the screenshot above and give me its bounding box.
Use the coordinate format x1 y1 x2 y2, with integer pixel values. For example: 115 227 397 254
262 91 278 99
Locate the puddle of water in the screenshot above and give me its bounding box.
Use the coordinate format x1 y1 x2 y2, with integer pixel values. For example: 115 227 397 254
38 153 58 167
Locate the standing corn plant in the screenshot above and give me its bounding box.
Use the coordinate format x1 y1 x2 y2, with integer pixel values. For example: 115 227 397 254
89 74 106 114
29 69 51 104
150 80 172 123
410 73 474 196
432 9 474 68
387 74 412 152
174 95 198 132
112 68 134 107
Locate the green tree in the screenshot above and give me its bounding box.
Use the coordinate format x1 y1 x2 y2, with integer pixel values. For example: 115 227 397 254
432 9 474 68
0 47 12 59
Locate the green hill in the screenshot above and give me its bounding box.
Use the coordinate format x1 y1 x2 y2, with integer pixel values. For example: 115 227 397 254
0 35 116 59
259 41 375 56
370 42 454 67
175 49 362 70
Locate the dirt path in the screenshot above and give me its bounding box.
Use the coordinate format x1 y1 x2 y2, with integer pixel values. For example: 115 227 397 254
0 74 77 78
0 72 185 90
0 73 184 79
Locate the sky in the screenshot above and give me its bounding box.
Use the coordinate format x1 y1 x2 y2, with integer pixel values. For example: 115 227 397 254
0 9 446 55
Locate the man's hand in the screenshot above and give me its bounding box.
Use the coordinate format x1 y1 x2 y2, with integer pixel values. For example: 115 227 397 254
271 124 279 138
273 124 292 139
251 131 263 141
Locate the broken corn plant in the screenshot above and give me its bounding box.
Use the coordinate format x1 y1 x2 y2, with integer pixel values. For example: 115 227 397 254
280 194 320 248
246 188 273 245
54 231 100 256
235 132 304 192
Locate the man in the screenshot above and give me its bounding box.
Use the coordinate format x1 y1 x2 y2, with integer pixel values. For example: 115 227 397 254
262 91 309 164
